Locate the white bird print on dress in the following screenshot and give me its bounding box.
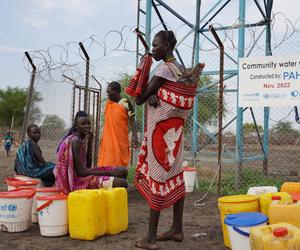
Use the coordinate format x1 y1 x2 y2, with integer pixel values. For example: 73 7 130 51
163 126 183 166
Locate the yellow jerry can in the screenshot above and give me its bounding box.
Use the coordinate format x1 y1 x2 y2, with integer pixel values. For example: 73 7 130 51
259 192 292 215
269 203 300 228
250 223 300 250
103 187 128 235
68 189 107 240
281 182 300 193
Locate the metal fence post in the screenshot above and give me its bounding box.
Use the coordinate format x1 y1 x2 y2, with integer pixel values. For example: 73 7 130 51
92 75 102 167
235 0 246 190
209 25 224 194
263 0 273 175
192 0 201 166
21 52 36 142
79 42 90 113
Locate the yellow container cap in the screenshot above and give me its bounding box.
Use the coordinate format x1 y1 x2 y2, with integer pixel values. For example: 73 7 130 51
218 194 258 203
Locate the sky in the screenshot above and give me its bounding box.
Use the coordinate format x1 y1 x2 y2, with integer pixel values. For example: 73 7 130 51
0 0 300 135
1 0 299 89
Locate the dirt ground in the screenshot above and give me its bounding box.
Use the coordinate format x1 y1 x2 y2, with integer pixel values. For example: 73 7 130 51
0 145 226 250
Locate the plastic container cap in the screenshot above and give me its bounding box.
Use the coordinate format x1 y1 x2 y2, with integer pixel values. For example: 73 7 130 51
0 190 35 198
9 187 36 194
218 195 258 203
290 193 300 203
272 195 282 200
6 179 40 187
35 187 60 193
5 177 21 183
273 227 288 237
184 166 197 172
224 212 268 227
36 194 68 201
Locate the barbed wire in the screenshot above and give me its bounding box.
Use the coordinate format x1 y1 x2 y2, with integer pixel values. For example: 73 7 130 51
23 12 299 85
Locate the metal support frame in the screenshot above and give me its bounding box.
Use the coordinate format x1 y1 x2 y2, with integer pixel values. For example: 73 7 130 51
91 75 102 167
79 42 90 113
191 0 201 165
140 0 153 139
235 0 246 189
141 0 273 190
263 0 273 175
209 25 224 193
21 52 36 142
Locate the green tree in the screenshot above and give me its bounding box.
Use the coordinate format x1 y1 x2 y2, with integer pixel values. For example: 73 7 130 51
270 121 300 137
243 123 263 135
197 75 226 125
0 87 42 128
40 114 66 141
42 115 66 130
118 74 144 128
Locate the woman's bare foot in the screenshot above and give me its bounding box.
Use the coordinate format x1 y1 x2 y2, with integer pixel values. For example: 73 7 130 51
135 238 159 250
156 231 184 242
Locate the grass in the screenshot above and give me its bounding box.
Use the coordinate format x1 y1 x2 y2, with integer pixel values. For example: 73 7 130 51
197 168 285 196
127 165 285 196
127 165 136 184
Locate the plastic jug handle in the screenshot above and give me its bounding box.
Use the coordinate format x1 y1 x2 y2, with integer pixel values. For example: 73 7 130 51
233 226 249 237
36 200 53 212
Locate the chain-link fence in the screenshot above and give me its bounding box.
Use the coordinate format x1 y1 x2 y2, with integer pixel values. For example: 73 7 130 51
22 13 300 194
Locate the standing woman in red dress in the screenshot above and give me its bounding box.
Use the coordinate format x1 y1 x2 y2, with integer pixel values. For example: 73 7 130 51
134 30 205 249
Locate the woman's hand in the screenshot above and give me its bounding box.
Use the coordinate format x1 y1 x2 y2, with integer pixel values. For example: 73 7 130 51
132 134 139 148
147 95 160 108
86 129 94 142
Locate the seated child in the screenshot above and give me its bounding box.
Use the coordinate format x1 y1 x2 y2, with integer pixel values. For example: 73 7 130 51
14 124 55 187
54 111 128 194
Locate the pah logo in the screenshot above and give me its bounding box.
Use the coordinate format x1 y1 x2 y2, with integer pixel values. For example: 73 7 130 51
291 90 299 97
8 204 17 212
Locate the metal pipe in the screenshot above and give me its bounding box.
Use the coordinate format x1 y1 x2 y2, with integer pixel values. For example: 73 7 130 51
209 25 224 194
198 107 248 151
25 52 36 70
201 0 223 22
79 42 90 112
141 0 152 139
154 0 193 28
250 107 265 155
200 20 267 32
78 89 82 110
201 32 238 65
21 52 36 142
263 0 273 175
253 0 267 20
235 0 246 190
91 75 102 167
192 0 201 166
200 0 231 30
136 0 141 68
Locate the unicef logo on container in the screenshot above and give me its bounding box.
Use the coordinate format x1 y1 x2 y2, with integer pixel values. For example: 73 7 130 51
291 90 299 97
8 204 17 212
